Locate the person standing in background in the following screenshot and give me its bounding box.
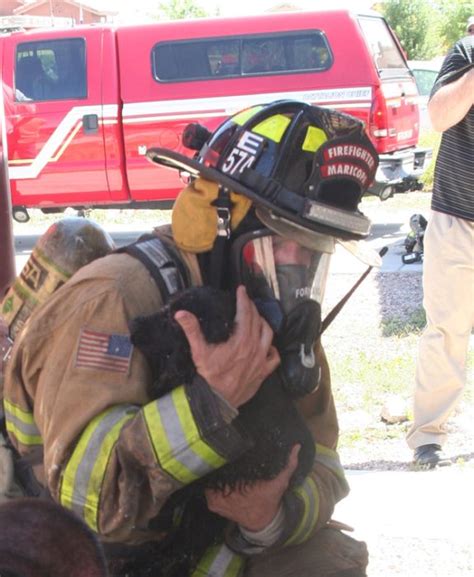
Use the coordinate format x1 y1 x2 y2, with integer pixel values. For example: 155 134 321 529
467 16 474 35
407 32 473 468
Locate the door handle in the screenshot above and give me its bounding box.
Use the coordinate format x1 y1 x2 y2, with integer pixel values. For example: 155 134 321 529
82 114 99 134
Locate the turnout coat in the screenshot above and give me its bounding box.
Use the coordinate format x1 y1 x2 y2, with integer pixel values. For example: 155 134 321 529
3 225 349 574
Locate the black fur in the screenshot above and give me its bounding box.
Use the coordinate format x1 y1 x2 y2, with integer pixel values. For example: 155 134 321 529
130 286 315 490
128 286 315 577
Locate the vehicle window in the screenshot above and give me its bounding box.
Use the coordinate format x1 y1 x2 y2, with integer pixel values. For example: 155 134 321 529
412 69 438 96
15 38 86 101
152 31 332 82
358 17 407 75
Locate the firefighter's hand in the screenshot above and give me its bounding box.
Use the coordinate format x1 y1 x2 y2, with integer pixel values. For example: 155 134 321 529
205 444 300 531
175 285 280 408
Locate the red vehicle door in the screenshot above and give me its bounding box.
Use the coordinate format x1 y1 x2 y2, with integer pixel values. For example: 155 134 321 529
3 28 110 210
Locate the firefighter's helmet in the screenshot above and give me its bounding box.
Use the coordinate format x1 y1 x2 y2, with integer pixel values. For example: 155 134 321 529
147 100 379 244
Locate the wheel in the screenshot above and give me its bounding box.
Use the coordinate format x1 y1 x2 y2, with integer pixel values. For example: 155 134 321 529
379 186 393 201
12 207 30 223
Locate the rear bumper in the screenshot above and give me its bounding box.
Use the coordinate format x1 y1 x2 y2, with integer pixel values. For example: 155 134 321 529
368 146 433 200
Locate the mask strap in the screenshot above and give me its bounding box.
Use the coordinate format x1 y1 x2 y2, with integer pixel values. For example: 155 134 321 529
209 185 232 289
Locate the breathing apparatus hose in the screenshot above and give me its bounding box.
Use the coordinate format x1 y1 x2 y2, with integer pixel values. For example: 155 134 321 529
321 246 388 334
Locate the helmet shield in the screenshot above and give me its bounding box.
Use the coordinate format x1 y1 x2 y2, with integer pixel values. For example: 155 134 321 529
231 229 331 397
147 100 379 241
231 229 331 331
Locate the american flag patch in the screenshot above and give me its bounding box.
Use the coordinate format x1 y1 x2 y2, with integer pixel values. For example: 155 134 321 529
75 329 132 374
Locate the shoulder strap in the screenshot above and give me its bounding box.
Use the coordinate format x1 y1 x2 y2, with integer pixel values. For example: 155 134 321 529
116 235 190 302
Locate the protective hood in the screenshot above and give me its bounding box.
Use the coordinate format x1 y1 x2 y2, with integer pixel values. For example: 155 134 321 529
172 177 252 253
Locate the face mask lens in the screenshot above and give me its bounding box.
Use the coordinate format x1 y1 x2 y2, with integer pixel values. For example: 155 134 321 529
237 233 329 316
233 231 331 398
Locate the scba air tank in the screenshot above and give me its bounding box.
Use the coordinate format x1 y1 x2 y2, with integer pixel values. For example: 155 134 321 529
1 217 115 340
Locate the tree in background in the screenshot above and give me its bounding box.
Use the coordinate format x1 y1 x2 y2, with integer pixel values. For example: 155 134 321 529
379 0 441 59
379 0 473 59
152 0 211 20
435 0 473 48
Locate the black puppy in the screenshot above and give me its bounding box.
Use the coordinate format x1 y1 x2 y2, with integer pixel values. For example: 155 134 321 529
128 287 315 576
130 286 315 491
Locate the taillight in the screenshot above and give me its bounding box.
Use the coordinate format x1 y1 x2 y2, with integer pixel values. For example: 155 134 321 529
369 86 389 139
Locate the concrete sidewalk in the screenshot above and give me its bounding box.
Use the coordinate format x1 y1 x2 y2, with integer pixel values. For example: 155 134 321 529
334 466 474 576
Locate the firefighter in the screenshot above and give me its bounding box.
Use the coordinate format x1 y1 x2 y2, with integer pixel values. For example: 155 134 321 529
2 101 380 577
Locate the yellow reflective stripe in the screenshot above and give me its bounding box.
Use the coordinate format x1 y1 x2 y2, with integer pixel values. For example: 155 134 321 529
192 544 245 577
143 398 194 483
60 406 136 531
315 443 346 482
5 420 43 446
252 114 291 142
172 388 226 469
144 386 226 485
83 415 133 530
191 546 215 576
3 398 42 445
4 398 37 425
60 413 103 511
285 476 320 546
232 105 263 126
226 553 245 577
302 126 328 152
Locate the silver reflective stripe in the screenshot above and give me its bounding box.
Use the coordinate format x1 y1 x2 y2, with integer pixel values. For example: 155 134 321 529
314 443 346 482
136 239 170 266
192 543 245 577
208 544 241 577
61 405 137 526
3 399 42 445
158 394 217 477
144 387 226 484
135 239 181 295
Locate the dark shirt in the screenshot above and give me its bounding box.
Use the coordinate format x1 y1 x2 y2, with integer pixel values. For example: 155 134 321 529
430 36 474 221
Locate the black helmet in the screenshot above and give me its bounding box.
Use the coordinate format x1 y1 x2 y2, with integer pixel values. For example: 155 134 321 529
147 100 378 242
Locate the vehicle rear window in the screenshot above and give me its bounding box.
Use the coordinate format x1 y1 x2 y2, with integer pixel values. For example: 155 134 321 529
152 31 332 82
15 38 86 101
357 17 408 77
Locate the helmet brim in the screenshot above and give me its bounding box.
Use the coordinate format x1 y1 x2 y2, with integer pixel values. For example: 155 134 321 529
257 207 381 267
147 147 371 241
255 207 336 253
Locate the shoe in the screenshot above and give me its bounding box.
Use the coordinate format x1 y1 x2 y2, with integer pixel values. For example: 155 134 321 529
413 444 451 468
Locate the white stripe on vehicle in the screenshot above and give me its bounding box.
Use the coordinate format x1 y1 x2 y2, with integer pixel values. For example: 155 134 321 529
9 87 372 180
123 87 372 120
8 104 118 179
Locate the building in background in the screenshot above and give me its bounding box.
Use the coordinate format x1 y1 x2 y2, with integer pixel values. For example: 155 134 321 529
0 1 117 31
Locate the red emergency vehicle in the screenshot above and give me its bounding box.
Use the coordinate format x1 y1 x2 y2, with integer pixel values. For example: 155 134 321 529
0 9 431 222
